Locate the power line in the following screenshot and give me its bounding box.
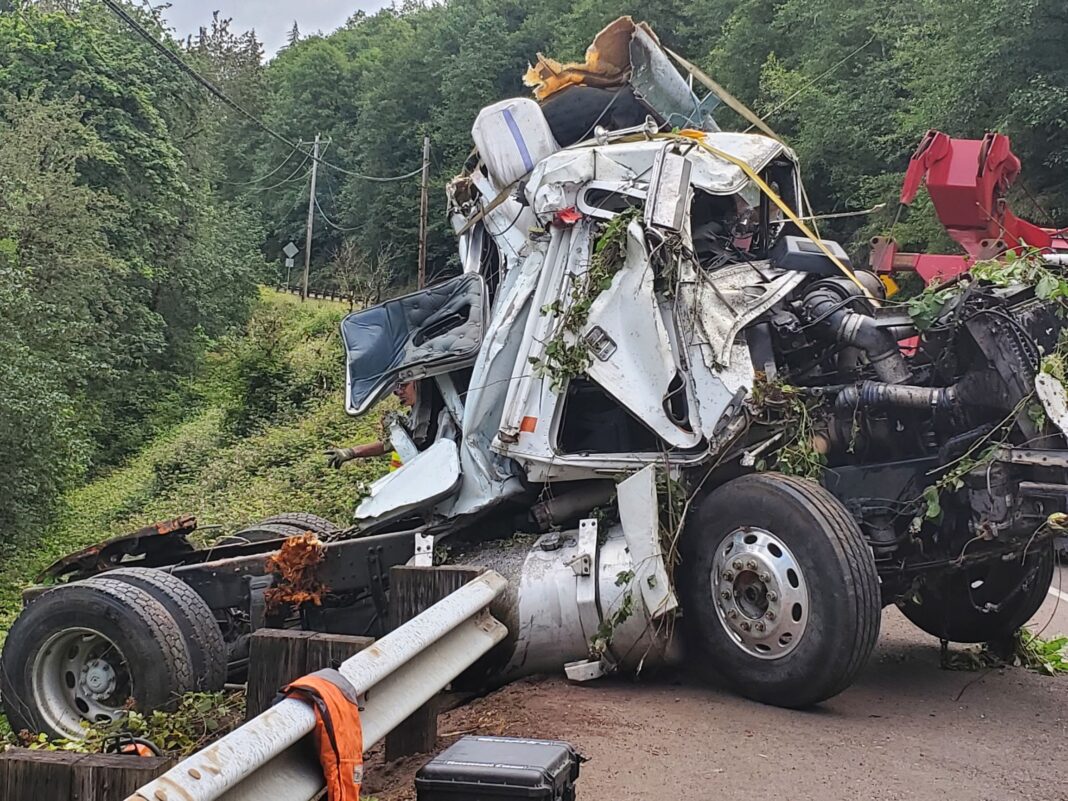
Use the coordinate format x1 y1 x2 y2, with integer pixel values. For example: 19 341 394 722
314 192 366 233
217 145 301 186
97 0 423 183
251 151 312 192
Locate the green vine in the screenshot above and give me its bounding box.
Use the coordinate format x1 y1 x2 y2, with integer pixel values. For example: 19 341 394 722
751 374 826 479
943 630 1068 675
8 691 245 756
907 248 1068 331
530 208 640 391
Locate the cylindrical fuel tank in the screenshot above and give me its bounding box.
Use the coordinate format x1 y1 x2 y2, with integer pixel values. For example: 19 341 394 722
451 522 678 683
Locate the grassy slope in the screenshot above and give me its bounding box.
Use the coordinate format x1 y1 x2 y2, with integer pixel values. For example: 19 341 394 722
0 289 389 631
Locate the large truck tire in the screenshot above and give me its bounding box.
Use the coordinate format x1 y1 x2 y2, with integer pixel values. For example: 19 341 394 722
214 521 307 546
679 472 881 708
257 512 339 535
0 579 194 739
900 541 1054 643
90 567 227 691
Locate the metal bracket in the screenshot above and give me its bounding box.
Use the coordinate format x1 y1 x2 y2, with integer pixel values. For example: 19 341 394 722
414 532 435 567
367 546 389 637
564 658 607 682
245 574 274 632
584 326 618 361
575 519 601 644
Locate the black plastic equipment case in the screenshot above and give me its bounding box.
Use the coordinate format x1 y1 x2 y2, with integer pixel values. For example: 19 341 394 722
415 735 581 800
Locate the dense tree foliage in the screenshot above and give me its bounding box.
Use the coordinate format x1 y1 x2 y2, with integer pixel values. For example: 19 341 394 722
246 0 1066 291
1 0 1065 539
0 3 266 534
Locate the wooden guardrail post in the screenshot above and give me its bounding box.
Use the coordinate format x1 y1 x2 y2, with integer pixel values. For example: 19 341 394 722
384 565 486 761
245 629 375 719
0 748 174 801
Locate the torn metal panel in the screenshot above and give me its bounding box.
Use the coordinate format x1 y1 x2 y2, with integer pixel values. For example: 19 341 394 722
582 221 702 449
628 23 719 131
355 439 461 524
678 260 805 368
38 516 198 582
1036 373 1068 438
617 466 678 619
497 225 580 442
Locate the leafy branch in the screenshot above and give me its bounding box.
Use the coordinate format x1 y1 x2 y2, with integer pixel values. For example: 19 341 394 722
750 374 826 479
530 208 640 391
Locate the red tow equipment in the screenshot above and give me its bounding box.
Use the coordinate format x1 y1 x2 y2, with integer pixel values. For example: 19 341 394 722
871 130 1067 284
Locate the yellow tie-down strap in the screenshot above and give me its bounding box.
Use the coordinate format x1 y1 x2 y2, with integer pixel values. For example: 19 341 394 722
659 132 875 300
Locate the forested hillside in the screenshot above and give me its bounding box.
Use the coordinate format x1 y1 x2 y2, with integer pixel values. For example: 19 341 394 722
0 290 385 634
2 0 1066 567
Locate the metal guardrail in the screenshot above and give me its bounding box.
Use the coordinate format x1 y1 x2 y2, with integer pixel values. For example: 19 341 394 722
126 571 509 801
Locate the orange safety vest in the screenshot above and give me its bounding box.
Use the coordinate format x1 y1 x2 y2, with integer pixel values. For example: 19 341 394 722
282 669 364 801
389 450 403 471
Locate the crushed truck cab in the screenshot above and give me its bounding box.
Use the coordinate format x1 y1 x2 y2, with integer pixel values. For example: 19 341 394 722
5 17 1066 739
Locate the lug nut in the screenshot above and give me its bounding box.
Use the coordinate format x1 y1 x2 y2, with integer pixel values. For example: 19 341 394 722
723 571 735 581
740 621 751 631
755 621 766 632
759 572 771 583
727 609 738 619
746 560 757 570
766 611 776 620
732 560 744 571
767 591 777 602
721 590 731 600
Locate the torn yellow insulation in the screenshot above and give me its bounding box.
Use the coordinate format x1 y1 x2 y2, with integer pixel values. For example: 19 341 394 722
523 16 655 100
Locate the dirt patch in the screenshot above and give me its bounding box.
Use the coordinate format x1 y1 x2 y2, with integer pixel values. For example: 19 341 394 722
363 606 1068 801
361 676 613 800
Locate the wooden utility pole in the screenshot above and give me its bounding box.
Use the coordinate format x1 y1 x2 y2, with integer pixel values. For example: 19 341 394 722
417 135 431 288
301 133 321 302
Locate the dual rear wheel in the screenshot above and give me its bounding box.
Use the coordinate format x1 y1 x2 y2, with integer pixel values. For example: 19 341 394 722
3 511 341 739
1 571 223 739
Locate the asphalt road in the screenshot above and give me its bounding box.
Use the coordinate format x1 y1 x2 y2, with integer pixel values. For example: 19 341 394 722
367 564 1068 801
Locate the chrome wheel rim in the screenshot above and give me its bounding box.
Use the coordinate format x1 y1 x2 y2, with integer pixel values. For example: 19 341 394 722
711 527 809 659
31 628 132 738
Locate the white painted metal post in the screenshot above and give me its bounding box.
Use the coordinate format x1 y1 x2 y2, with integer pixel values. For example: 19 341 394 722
127 571 508 801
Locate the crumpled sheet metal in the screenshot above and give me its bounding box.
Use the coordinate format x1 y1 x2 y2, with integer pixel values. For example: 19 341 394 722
264 532 327 609
679 261 805 368
526 135 788 217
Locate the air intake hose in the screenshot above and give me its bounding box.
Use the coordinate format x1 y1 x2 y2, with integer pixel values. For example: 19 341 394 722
835 381 957 414
803 287 911 384
835 370 1005 421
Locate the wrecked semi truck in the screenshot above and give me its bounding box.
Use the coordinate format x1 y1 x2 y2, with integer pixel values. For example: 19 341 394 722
3 18 1065 740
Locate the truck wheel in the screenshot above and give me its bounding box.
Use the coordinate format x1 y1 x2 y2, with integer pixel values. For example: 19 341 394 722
258 513 339 535
215 522 307 546
679 472 880 707
0 579 194 739
900 542 1054 643
91 568 227 691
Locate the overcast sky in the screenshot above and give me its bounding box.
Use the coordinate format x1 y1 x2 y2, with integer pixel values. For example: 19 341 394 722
162 1 392 57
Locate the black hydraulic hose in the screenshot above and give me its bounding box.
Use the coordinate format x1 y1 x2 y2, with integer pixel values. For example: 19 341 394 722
530 482 616 531
803 288 911 384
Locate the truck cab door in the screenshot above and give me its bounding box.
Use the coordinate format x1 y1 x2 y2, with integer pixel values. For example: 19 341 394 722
340 274 486 416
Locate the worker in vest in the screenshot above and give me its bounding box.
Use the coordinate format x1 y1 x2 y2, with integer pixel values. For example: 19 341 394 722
325 381 417 471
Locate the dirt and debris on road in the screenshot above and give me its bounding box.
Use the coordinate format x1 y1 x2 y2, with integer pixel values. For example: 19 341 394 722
364 601 1068 801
